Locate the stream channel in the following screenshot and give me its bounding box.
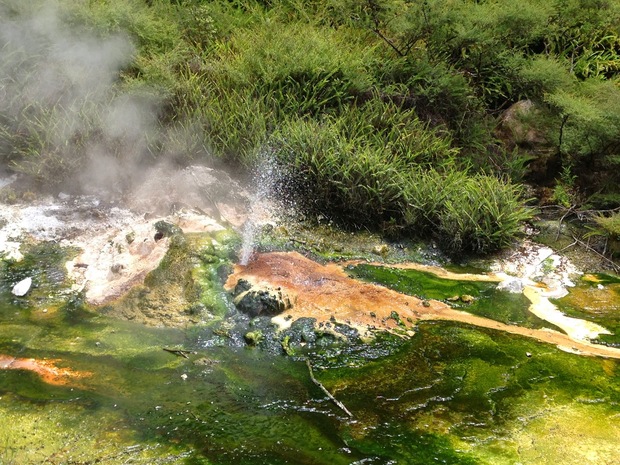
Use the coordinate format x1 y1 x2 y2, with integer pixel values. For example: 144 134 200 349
1 211 620 464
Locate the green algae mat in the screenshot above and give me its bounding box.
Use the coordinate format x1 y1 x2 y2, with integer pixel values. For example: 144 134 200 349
1 295 619 464
1 239 620 464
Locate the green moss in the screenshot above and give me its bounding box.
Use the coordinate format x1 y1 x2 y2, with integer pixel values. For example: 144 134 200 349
2 291 620 465
348 264 557 330
243 330 263 346
254 220 430 264
346 425 480 465
317 321 620 464
0 392 190 464
0 241 80 308
108 229 237 325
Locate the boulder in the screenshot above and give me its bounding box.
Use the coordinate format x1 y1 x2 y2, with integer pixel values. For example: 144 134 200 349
232 279 293 317
496 99 558 183
497 100 541 147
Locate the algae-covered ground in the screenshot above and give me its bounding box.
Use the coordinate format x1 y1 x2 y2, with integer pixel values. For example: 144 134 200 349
1 305 620 462
1 226 620 464
1 294 619 464
315 321 620 465
348 264 552 330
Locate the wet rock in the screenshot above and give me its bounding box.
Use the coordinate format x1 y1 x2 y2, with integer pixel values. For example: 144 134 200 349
154 220 182 239
216 264 233 284
389 311 404 326
110 264 124 274
234 279 252 295
460 294 475 303
12 277 32 296
232 280 293 317
332 322 361 341
284 318 318 345
497 278 524 293
244 330 263 346
193 357 219 367
125 231 135 244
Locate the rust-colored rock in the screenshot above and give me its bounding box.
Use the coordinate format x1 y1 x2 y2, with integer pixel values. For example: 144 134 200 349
225 251 436 335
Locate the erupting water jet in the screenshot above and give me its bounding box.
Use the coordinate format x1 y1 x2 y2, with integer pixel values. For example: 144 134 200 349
238 155 294 265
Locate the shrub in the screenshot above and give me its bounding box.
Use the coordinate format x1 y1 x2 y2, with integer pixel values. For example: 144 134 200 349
197 86 272 165
270 115 408 226
208 20 375 117
517 56 575 101
586 212 620 258
592 212 620 238
270 103 530 254
434 174 532 254
376 56 484 142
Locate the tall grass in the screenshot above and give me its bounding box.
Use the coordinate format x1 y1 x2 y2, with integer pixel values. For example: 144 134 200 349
435 174 531 253
0 0 534 254
270 103 530 254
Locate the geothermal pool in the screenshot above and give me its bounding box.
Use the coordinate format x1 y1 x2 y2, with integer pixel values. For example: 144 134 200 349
1 254 619 464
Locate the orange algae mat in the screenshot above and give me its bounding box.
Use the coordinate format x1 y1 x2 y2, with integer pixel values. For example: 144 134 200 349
0 354 91 386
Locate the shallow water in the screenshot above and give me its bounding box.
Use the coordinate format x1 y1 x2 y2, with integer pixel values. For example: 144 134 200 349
1 266 620 464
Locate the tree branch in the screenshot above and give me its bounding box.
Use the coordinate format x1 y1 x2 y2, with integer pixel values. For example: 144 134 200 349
306 359 353 418
371 28 406 57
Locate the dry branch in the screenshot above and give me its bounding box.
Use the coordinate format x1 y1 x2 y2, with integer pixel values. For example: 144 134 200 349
163 348 191 359
306 359 353 418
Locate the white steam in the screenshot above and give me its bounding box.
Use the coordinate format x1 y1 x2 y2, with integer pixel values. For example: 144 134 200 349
0 0 161 194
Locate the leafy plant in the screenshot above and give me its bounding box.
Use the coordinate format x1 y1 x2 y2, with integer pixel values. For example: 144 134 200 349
584 211 620 258
270 106 530 254
434 173 532 254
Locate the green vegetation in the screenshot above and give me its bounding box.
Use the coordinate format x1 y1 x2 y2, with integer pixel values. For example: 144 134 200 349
3 290 620 464
317 321 620 465
348 263 557 330
107 229 238 325
586 212 620 259
3 0 620 254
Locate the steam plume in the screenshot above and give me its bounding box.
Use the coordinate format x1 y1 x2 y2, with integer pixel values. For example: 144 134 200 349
0 0 160 194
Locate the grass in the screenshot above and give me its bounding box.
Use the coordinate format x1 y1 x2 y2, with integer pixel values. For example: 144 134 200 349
270 102 531 253
0 0 537 254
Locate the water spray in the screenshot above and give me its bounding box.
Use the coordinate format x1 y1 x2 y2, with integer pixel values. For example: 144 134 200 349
239 153 294 265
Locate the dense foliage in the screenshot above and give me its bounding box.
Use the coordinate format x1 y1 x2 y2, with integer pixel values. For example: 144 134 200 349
2 0 620 253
